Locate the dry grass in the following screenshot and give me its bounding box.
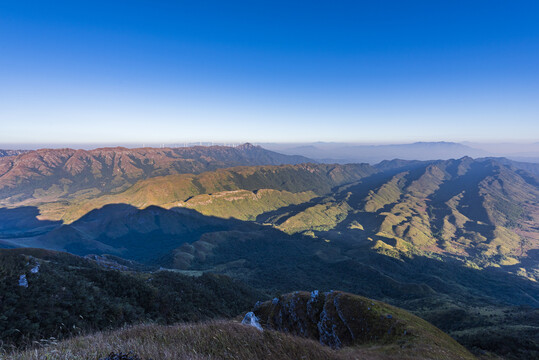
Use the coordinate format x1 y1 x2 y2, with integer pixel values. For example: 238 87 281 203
4 319 477 360
5 321 349 360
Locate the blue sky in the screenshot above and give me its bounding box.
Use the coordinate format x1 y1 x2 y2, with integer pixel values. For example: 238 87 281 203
1 0 538 145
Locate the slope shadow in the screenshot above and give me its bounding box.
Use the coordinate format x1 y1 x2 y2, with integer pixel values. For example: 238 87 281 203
36 203 295 263
3 202 538 311
0 206 62 236
427 160 493 235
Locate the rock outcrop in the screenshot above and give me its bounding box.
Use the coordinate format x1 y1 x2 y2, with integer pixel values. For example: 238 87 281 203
248 290 476 359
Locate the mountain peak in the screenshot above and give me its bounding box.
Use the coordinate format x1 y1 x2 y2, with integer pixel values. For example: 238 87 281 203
236 143 259 150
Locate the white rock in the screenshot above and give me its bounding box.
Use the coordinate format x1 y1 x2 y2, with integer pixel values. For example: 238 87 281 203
242 311 263 331
18 274 28 287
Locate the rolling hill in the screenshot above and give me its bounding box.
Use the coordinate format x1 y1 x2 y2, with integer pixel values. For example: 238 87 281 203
34 205 266 261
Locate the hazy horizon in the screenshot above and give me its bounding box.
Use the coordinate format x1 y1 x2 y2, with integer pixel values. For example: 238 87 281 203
3 140 539 165
2 139 538 149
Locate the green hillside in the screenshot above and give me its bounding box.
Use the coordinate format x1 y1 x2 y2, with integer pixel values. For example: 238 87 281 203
178 189 317 220
0 248 260 348
26 162 375 223
264 157 539 275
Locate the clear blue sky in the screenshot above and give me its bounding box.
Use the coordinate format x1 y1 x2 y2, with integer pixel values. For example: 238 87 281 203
1 0 538 145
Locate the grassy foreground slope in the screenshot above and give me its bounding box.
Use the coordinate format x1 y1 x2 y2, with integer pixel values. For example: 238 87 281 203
1 249 476 360
5 321 475 360
5 322 350 360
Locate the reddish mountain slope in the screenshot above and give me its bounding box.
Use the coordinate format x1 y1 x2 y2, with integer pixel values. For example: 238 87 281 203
0 144 312 204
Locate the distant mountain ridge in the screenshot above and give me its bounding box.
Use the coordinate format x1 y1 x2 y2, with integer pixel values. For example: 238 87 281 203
263 141 488 164
0 144 313 205
14 156 537 283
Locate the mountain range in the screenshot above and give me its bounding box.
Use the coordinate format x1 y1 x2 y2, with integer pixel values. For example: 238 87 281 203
0 144 538 359
12 154 534 273
0 144 311 205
